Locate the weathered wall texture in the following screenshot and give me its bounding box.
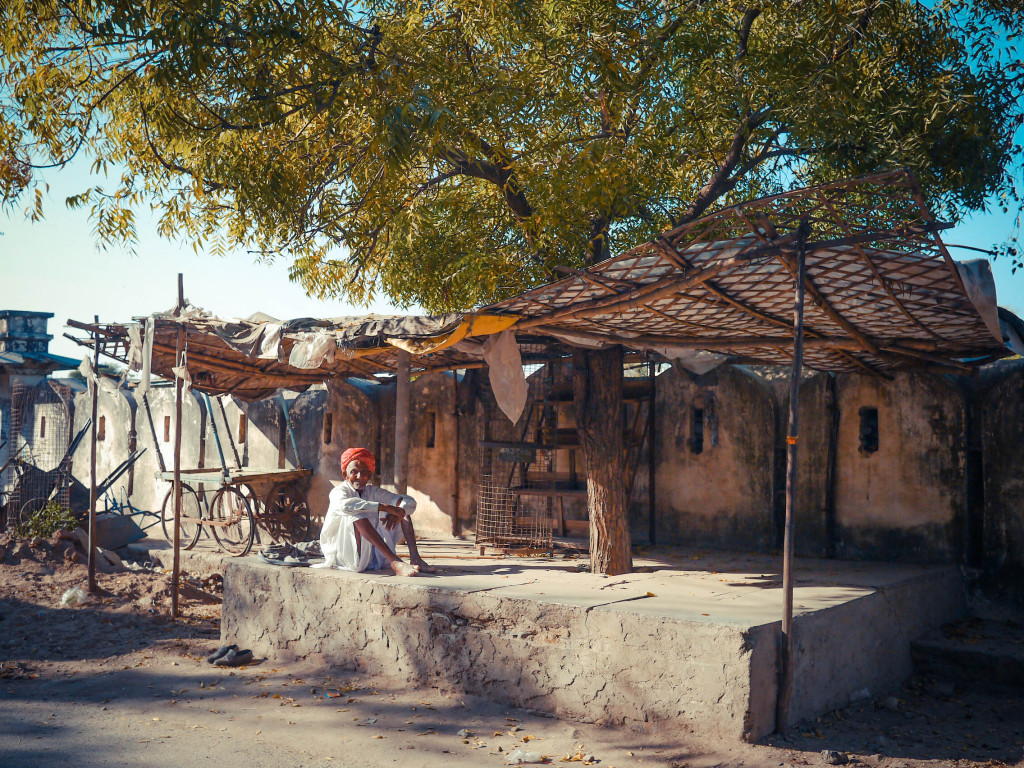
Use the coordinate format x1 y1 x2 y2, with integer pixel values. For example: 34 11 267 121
223 395 285 471
976 361 1024 602
286 386 331 521
833 372 966 563
653 365 776 551
223 562 778 741
70 384 137 506
376 372 461 537
127 386 206 517
791 373 838 557
789 566 965 724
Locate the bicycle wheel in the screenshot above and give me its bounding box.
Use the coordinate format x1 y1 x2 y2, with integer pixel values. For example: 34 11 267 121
160 484 203 549
210 486 255 556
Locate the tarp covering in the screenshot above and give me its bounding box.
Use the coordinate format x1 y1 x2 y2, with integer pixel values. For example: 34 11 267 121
74 310 518 401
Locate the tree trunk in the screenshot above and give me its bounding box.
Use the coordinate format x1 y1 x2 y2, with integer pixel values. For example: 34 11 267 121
574 345 632 575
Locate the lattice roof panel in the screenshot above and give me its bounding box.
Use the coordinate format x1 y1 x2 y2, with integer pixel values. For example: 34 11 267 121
486 170 1014 376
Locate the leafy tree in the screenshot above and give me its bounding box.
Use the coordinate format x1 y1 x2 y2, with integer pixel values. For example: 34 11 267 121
2 0 1022 572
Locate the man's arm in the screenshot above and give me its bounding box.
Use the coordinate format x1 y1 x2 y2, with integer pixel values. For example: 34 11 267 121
329 484 382 520
363 485 417 515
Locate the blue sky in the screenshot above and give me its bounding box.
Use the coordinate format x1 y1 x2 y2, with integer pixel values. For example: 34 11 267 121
2 157 1022 362
2 159 410 361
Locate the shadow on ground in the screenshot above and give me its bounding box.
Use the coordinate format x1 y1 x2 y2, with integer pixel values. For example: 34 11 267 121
765 673 1024 766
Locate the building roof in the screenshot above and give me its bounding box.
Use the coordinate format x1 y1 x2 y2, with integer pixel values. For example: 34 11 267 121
67 170 1021 398
67 311 519 401
0 348 80 374
485 170 1019 377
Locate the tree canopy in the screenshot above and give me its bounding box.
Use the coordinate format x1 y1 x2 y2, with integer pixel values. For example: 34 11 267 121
2 0 1022 309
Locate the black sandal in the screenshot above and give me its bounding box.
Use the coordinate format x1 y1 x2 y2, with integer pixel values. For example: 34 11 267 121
206 643 238 664
214 648 254 667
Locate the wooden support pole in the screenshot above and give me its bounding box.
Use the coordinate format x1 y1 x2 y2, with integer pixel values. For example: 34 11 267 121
777 216 810 734
394 349 411 494
647 357 657 546
86 315 100 594
171 274 184 620
451 373 461 536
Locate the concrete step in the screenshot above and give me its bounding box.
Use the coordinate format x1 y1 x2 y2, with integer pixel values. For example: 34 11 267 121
911 616 1024 691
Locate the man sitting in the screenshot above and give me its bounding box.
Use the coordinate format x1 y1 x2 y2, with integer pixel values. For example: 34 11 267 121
316 447 435 576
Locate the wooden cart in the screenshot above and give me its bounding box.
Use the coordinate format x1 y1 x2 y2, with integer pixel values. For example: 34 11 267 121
157 466 312 557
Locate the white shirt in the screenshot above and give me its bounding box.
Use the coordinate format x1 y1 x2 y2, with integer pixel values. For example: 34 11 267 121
316 480 417 572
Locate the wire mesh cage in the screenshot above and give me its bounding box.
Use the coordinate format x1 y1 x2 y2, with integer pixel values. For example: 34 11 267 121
473 345 658 552
3 379 74 529
474 344 568 552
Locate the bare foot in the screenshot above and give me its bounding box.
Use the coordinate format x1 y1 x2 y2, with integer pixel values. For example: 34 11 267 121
391 560 420 577
410 559 439 573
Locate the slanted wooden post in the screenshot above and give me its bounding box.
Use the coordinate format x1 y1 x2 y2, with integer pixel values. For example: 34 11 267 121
777 215 810 732
171 274 185 619
394 349 411 494
86 316 100 593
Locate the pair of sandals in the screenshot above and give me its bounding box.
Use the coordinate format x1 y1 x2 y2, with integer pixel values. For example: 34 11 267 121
258 543 320 567
206 644 254 667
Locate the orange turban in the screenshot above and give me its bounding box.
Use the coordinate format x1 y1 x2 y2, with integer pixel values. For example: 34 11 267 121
340 447 376 474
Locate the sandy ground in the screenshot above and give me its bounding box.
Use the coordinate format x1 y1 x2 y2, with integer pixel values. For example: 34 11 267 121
1 532 1022 768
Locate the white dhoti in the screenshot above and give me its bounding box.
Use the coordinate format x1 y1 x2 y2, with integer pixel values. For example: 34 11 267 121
315 480 417 572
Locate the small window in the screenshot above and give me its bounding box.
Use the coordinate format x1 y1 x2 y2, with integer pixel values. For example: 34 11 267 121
238 413 247 444
689 408 704 455
39 416 46 439
859 407 879 454
163 415 171 442
425 411 436 448
97 416 106 442
323 413 333 445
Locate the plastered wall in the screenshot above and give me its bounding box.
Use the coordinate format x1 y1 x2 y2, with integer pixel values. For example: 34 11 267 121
976 361 1024 601
376 372 461 537
832 372 966 562
43 359 1024 601
652 365 776 551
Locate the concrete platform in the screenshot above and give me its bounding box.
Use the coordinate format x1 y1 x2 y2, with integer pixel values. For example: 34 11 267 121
210 539 965 741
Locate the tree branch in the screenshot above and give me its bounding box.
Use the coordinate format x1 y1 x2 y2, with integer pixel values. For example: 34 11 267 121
825 2 878 67
736 7 761 60
682 106 772 222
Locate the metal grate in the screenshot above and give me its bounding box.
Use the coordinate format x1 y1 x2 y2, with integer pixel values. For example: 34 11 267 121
475 347 560 552
4 380 74 529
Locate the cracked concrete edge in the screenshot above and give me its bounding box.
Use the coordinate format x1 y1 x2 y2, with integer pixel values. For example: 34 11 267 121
222 561 764 740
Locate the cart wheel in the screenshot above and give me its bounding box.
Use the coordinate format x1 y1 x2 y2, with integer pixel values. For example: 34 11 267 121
160 484 203 550
210 486 255 556
265 483 312 544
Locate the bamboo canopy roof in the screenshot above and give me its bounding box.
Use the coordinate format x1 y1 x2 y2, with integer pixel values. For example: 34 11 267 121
486 170 1019 378
67 312 520 401
68 170 1020 398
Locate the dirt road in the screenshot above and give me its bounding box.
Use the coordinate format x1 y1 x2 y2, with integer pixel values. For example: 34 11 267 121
1 532 1021 768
